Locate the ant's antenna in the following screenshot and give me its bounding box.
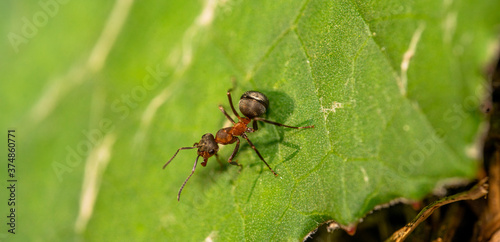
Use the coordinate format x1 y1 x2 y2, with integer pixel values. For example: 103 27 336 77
177 155 200 201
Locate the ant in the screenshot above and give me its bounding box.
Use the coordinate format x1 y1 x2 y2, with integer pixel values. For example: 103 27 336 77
214 89 314 176
163 89 314 201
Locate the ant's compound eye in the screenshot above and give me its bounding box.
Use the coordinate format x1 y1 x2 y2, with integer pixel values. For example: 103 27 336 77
209 149 215 154
239 91 269 119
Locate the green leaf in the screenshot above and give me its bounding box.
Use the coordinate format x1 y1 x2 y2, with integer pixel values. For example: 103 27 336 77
2 0 499 241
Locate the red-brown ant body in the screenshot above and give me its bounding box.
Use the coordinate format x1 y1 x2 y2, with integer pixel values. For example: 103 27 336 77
215 90 314 176
163 89 314 201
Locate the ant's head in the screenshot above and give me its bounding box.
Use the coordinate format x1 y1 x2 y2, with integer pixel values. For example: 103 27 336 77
196 133 219 162
239 91 269 119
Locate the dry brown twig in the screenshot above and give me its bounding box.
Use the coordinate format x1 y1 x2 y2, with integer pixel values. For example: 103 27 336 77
386 177 489 242
478 150 500 241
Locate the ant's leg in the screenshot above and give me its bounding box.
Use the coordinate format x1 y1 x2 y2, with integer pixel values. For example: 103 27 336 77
254 117 314 129
241 134 278 176
227 138 243 171
226 89 241 118
177 155 200 201
163 146 196 169
228 137 240 165
215 153 223 169
218 105 236 124
252 120 259 131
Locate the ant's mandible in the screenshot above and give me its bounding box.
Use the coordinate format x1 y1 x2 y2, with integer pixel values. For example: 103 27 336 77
162 133 220 201
215 89 314 176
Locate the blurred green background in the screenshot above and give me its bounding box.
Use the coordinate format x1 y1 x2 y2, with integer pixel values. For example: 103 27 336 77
1 0 499 240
